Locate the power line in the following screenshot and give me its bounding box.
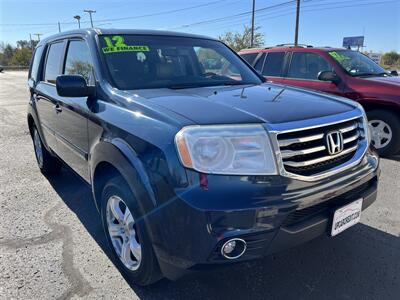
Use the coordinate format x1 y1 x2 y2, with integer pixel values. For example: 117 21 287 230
0 0 229 27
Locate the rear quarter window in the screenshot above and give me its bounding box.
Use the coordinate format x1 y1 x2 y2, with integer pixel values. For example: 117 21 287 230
44 42 65 84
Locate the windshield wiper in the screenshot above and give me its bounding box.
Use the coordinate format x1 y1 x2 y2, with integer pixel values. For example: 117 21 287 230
167 83 205 90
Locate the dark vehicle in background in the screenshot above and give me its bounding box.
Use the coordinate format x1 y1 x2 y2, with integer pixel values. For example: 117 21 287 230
239 45 400 156
27 29 379 285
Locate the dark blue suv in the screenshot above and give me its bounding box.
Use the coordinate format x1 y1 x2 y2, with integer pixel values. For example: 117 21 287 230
27 29 379 285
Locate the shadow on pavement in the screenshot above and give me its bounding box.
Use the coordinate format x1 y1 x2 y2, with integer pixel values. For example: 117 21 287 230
46 167 400 300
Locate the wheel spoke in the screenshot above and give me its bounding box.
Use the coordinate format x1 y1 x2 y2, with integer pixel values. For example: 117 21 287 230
108 223 124 238
123 208 133 225
376 122 385 131
130 239 142 261
120 239 132 265
110 198 124 223
374 138 382 148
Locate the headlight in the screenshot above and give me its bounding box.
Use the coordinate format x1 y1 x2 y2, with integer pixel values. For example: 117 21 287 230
175 124 277 175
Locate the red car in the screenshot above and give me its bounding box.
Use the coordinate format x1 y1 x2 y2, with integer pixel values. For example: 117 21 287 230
239 45 400 156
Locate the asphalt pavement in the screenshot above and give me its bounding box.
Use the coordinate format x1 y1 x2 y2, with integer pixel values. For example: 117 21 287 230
0 71 399 300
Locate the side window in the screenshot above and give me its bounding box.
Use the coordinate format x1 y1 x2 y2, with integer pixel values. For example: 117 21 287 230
64 40 94 85
44 42 65 84
29 46 44 81
288 52 333 80
254 53 266 71
262 52 285 77
240 53 258 65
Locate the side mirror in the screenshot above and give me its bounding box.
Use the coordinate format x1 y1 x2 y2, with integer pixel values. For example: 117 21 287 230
318 71 341 84
390 70 398 76
56 75 94 97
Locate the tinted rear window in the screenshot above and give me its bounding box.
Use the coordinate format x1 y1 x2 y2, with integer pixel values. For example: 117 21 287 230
254 53 266 71
240 53 258 65
44 42 64 84
262 52 285 77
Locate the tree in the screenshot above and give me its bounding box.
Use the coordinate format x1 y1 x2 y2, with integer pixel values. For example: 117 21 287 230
10 48 32 66
219 25 264 52
381 51 400 66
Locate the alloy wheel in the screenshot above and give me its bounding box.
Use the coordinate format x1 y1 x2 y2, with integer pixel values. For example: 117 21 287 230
106 195 142 271
33 128 44 167
369 119 393 149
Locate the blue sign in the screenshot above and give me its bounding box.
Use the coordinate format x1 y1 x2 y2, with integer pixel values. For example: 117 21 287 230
343 36 364 48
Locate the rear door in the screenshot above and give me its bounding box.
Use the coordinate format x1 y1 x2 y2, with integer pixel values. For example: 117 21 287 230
35 41 67 152
284 51 343 95
55 38 94 181
260 51 288 85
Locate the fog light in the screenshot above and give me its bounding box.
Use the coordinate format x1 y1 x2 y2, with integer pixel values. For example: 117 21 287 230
221 238 247 259
223 240 236 254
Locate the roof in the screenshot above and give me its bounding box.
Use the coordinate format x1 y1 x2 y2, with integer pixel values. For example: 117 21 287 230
38 28 217 45
238 45 346 53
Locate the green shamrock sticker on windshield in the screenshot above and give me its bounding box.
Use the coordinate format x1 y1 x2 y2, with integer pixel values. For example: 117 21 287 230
102 36 149 54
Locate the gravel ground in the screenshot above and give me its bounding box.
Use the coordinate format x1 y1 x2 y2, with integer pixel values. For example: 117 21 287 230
0 71 399 300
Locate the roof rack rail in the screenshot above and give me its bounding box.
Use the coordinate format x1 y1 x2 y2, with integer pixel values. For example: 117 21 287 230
275 43 313 48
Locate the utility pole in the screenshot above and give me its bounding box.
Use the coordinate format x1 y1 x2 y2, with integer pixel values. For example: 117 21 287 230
74 15 81 28
33 33 42 41
84 9 96 28
58 22 61 33
29 33 34 51
250 0 256 47
294 0 301 46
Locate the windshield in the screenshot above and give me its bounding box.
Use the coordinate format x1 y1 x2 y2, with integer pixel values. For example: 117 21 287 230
329 50 387 77
99 34 262 90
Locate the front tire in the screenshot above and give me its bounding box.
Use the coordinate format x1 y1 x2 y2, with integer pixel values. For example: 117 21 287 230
100 176 162 286
32 126 62 174
367 110 400 157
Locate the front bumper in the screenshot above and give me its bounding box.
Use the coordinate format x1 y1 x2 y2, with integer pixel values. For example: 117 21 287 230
147 148 379 280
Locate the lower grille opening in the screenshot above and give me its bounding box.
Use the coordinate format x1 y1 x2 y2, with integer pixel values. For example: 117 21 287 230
282 177 377 227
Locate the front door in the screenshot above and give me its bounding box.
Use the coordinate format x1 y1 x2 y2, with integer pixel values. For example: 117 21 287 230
284 51 344 96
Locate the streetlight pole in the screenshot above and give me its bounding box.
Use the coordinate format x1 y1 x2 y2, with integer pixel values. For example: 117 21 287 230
294 0 301 46
83 9 96 28
74 15 81 28
251 0 256 47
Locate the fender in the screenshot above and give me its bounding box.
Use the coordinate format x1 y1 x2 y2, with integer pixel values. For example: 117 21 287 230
90 138 157 214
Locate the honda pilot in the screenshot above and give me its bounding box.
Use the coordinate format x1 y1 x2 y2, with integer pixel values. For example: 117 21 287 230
27 29 379 285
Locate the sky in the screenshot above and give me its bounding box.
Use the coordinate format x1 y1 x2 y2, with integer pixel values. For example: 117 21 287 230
0 0 399 53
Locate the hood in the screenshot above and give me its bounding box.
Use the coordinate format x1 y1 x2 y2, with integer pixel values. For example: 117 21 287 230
122 84 356 125
365 75 400 87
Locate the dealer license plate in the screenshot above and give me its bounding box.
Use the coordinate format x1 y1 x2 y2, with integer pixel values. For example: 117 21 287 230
331 199 363 236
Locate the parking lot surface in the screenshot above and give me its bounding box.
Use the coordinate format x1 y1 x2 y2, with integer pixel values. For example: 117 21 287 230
0 71 399 300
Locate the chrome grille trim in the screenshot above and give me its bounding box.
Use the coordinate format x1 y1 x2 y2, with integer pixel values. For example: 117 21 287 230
283 145 358 167
265 108 369 182
281 145 326 158
278 133 324 147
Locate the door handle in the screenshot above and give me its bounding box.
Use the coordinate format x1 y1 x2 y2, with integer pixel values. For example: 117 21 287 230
54 105 62 114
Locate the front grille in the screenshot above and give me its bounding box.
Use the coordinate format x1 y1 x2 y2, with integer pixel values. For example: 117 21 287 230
277 117 365 176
